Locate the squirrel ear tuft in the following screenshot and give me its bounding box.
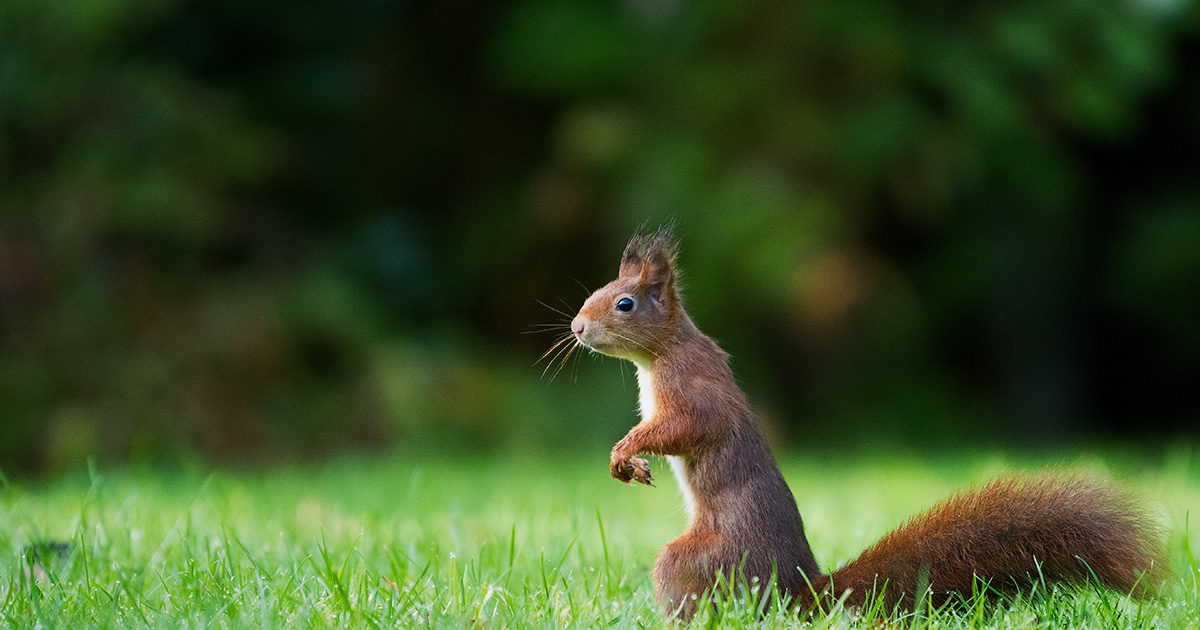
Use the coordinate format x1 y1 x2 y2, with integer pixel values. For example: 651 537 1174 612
619 237 644 279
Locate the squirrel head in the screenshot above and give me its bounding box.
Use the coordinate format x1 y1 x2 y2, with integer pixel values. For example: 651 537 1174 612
572 225 681 365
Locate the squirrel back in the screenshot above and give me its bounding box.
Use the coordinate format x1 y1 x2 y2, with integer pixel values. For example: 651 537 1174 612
569 226 1166 619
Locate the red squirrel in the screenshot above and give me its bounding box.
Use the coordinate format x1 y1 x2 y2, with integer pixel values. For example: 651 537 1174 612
569 226 1165 619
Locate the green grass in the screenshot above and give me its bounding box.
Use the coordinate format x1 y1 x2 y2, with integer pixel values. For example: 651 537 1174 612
2 447 1198 629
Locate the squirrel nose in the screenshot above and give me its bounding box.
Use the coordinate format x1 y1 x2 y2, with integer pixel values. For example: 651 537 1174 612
571 316 587 336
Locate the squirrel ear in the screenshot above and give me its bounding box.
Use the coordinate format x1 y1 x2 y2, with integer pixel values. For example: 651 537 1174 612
640 248 674 306
620 224 679 303
619 239 643 279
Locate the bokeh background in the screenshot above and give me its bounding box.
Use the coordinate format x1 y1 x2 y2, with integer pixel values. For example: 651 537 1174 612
2 0 1199 476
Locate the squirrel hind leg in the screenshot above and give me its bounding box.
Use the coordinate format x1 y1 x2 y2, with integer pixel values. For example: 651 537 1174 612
653 530 818 620
652 532 715 620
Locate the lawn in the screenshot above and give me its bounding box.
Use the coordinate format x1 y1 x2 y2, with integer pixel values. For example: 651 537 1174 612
2 447 1198 629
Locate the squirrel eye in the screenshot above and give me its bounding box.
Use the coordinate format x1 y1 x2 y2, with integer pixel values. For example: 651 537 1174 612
615 297 636 312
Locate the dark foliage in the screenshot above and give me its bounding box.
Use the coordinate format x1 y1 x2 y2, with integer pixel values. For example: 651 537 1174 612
1 0 1198 473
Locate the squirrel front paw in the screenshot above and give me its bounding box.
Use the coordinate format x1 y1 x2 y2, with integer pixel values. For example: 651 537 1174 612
629 456 654 486
611 452 654 486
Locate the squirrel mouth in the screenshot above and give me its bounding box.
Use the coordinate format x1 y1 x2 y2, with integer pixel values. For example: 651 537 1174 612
576 337 615 356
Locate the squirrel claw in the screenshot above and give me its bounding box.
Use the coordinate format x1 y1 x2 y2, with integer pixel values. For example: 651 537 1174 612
611 453 654 486
629 457 654 486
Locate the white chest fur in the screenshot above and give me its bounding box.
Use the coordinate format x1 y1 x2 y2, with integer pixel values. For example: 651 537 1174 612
634 364 696 524
634 364 657 423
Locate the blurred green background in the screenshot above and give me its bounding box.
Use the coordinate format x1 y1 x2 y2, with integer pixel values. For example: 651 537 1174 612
2 0 1199 476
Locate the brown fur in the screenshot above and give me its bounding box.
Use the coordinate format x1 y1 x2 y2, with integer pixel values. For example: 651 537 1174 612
569 226 1166 620
803 474 1166 611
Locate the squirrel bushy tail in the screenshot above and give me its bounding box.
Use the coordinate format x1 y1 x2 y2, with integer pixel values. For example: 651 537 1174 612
801 473 1167 611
